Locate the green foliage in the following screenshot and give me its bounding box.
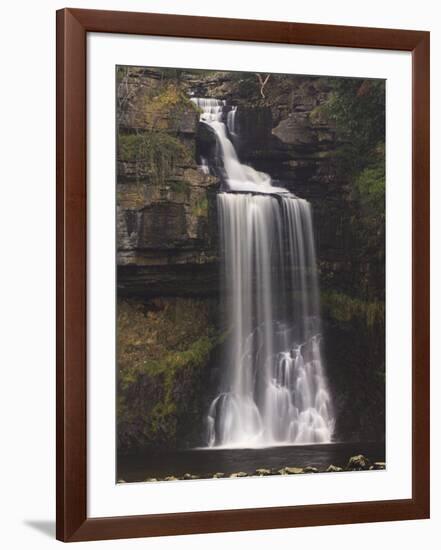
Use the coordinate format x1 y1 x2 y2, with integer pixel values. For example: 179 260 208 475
117 298 220 450
191 197 208 217
139 82 199 133
354 155 385 217
117 77 199 188
118 132 192 185
136 335 215 379
316 79 385 171
134 335 215 437
169 180 189 194
314 78 385 275
148 83 198 117
116 65 128 81
321 290 384 329
313 78 385 178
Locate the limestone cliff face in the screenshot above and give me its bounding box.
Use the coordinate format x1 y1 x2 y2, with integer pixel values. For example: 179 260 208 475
116 69 224 452
117 69 383 302
116 67 220 297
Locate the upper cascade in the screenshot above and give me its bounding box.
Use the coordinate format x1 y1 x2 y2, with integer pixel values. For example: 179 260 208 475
190 97 292 196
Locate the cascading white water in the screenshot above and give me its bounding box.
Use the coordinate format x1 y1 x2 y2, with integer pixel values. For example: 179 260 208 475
227 105 237 136
192 98 334 448
191 98 289 195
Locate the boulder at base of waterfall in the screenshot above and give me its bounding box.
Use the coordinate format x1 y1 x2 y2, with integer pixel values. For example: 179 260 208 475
285 467 304 475
303 466 319 474
346 455 371 471
230 471 248 478
326 464 343 473
213 472 225 478
183 473 193 479
255 468 272 476
371 462 386 470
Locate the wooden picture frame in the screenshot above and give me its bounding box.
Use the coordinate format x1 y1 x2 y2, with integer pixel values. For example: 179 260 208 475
56 7 430 542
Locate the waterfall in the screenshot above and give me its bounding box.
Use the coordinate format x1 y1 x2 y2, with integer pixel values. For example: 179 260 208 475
227 105 237 136
192 98 334 448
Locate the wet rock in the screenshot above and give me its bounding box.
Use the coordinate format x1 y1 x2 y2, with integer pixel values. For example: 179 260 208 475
183 473 193 480
197 122 219 156
255 468 272 476
285 467 303 475
230 472 248 478
164 476 178 481
326 465 343 473
272 113 315 146
213 472 225 478
371 462 386 470
234 106 273 149
303 466 319 474
145 478 158 482
346 455 371 471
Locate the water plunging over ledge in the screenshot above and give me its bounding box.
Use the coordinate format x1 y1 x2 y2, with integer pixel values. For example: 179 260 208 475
191 98 334 448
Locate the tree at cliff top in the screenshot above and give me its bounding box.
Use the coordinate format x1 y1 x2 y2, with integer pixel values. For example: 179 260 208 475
314 78 385 240
311 78 385 299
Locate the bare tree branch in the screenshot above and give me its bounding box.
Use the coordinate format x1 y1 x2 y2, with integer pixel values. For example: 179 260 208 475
256 73 271 99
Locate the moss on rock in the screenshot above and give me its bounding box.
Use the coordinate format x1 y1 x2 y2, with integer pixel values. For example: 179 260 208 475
118 131 193 186
117 297 220 451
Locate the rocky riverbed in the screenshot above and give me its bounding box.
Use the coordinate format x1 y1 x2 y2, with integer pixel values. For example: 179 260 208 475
117 454 386 483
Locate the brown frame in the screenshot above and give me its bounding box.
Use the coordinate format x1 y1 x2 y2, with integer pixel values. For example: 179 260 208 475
56 7 430 542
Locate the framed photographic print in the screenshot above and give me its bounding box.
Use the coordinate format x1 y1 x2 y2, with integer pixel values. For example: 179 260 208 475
56 8 430 542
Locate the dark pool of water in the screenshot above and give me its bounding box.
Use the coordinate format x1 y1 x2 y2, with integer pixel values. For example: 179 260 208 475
117 441 385 482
